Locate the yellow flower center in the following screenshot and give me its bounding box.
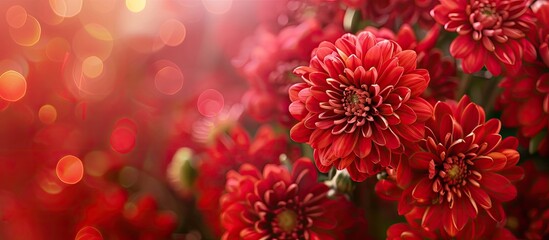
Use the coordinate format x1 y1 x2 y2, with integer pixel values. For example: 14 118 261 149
276 209 298 233
447 164 461 179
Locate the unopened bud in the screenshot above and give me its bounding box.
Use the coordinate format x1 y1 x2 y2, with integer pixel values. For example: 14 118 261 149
334 169 355 195
166 148 197 197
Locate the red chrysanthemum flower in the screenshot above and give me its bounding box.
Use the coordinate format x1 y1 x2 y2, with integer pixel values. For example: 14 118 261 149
366 24 458 104
498 64 549 156
289 31 433 181
431 0 536 76
532 0 549 66
496 1 549 156
220 158 366 239
195 125 299 237
377 169 517 239
395 96 524 236
506 161 549 239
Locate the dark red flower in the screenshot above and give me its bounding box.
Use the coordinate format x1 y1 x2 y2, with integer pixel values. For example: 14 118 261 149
432 0 536 75
78 189 177 240
344 0 437 29
394 96 524 236
498 64 549 156
495 1 549 156
289 31 433 181
539 30 549 68
387 213 517 239
506 161 549 239
531 1 549 67
220 158 366 239
195 125 299 237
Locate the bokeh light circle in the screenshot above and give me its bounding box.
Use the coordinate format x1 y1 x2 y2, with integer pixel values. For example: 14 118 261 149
9 15 41 47
82 56 104 78
155 66 184 95
56 155 84 185
66 55 116 101
110 127 136 154
197 89 224 117
6 5 27 28
0 70 27 102
38 104 57 124
126 0 146 13
0 58 29 77
49 0 83 18
75 226 103 240
38 172 64 195
159 19 186 47
202 0 233 14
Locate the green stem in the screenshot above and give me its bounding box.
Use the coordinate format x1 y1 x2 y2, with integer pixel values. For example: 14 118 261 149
457 71 472 99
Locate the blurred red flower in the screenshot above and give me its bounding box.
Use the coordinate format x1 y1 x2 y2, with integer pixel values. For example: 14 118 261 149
78 190 177 240
395 96 524 237
498 64 549 156
289 31 433 181
532 1 549 67
195 125 298 237
343 0 437 29
506 161 549 239
387 212 517 239
432 0 536 75
220 158 366 239
234 19 344 125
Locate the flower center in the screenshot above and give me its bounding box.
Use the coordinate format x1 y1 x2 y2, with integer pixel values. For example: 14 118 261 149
276 209 298 233
447 164 461 180
481 8 493 16
343 86 374 121
427 144 482 206
440 155 470 185
471 1 500 29
350 94 360 104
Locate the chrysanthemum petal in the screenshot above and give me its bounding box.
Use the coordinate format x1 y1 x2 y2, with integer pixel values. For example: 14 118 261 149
290 122 312 143
450 35 475 58
331 133 358 158
394 50 417 73
412 178 434 201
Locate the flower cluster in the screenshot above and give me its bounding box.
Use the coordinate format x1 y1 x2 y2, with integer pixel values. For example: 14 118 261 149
194 124 298 236
1 0 548 239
